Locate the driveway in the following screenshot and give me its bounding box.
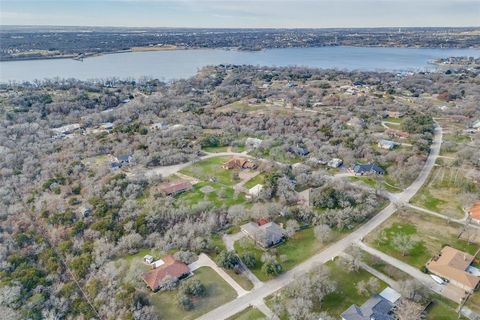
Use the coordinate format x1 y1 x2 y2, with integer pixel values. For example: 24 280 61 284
223 232 264 289
197 123 443 320
189 253 248 297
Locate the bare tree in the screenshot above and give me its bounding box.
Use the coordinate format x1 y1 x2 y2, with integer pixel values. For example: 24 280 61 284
393 298 425 320
391 234 416 256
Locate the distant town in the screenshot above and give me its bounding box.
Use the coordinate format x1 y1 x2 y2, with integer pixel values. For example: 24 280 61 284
1 26 480 61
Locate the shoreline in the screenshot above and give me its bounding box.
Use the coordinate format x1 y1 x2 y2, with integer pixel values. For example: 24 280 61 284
2 45 480 63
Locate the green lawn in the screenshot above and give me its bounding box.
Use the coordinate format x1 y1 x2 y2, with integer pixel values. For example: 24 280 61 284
349 175 403 193
426 294 466 320
175 182 246 208
366 209 480 269
149 267 237 320
179 156 240 186
203 145 246 153
466 291 480 314
203 146 229 153
265 259 387 319
361 250 411 281
411 166 476 219
244 173 266 189
320 260 387 317
226 307 266 320
385 117 403 124
370 222 429 268
234 238 268 281
234 227 341 281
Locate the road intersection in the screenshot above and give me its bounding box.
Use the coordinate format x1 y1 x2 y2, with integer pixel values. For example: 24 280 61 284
197 124 444 319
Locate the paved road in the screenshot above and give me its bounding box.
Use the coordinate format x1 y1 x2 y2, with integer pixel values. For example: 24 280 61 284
357 242 465 303
197 124 443 320
188 253 248 297
406 203 480 230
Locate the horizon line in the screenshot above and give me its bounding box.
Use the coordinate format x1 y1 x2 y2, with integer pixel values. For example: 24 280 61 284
2 24 480 30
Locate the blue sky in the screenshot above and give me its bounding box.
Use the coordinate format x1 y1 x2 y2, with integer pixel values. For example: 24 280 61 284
1 0 479 28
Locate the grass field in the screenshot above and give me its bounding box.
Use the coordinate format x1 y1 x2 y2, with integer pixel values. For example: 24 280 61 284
466 291 480 314
320 259 387 317
203 145 246 153
361 250 411 281
265 259 387 318
203 146 229 153
411 166 477 218
226 306 266 320
365 209 480 269
174 181 246 208
244 173 266 189
176 156 251 207
426 294 467 320
179 157 239 186
349 176 403 193
149 267 237 320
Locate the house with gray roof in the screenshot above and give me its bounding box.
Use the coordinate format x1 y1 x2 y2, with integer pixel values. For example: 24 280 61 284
341 287 400 320
241 221 286 248
352 163 385 176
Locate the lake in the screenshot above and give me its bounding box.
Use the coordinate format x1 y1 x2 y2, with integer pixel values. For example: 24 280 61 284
1 46 480 82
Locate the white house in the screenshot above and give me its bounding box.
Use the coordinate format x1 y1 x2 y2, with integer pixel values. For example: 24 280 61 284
378 139 396 150
327 158 343 168
144 255 154 264
245 137 263 150
247 184 263 198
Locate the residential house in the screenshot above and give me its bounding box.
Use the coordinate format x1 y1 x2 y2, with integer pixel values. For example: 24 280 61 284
385 129 409 139
327 158 343 168
142 255 190 291
144 255 154 264
110 154 132 170
118 154 132 165
288 146 309 157
247 184 263 199
245 137 263 150
341 287 400 320
468 201 480 223
426 246 480 292
159 180 192 196
51 123 82 135
222 157 257 170
378 139 397 150
100 122 114 131
240 221 286 248
352 163 385 175
384 111 404 118
472 120 480 132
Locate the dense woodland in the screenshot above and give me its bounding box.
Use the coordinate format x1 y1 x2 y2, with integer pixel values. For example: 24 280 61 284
0 65 479 319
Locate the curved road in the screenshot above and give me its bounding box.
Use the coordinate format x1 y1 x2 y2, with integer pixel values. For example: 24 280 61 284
197 123 443 320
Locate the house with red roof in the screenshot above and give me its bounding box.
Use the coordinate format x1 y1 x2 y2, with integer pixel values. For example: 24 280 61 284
142 255 190 291
468 201 480 223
